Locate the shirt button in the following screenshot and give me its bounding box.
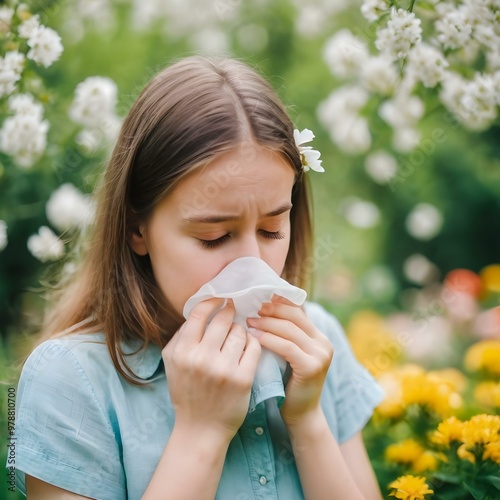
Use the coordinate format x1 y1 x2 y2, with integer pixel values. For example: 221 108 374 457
255 426 264 435
259 476 267 485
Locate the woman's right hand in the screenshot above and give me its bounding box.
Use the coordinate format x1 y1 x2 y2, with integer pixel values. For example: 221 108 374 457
162 298 262 442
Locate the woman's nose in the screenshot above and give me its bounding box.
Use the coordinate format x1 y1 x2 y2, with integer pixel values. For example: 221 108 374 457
235 234 261 260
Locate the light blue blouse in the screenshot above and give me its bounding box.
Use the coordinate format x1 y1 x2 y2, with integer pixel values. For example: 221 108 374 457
8 301 384 499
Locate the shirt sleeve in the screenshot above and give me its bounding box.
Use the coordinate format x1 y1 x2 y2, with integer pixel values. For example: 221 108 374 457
9 340 126 500
306 302 385 444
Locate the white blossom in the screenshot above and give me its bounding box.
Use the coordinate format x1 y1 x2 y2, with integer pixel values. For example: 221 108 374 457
295 5 327 38
361 0 388 22
436 11 472 50
46 183 95 232
460 73 498 129
0 7 14 34
392 127 421 153
323 29 369 78
0 220 7 251
342 197 380 228
364 150 398 183
69 76 118 129
375 8 422 60
190 29 229 55
403 254 438 285
17 14 40 38
360 55 399 95
27 25 64 68
461 0 497 26
294 128 324 172
0 93 49 168
317 85 369 129
441 72 498 130
379 94 425 128
75 0 115 31
406 203 443 240
330 114 372 154
486 50 500 72
75 114 122 153
0 51 25 98
317 86 371 154
407 43 449 88
8 93 43 118
27 226 65 262
472 24 500 46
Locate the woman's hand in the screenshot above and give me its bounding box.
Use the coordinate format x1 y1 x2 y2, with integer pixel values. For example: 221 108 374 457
162 298 262 443
247 295 334 427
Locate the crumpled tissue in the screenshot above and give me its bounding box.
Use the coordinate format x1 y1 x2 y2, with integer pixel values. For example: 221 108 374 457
183 256 307 412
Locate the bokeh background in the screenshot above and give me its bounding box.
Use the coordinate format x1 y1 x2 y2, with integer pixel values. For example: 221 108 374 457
1 0 499 498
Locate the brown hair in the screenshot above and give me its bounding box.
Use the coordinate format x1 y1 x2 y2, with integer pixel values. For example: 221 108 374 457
33 55 313 385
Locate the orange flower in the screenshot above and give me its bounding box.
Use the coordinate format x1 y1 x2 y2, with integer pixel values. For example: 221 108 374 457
445 269 482 298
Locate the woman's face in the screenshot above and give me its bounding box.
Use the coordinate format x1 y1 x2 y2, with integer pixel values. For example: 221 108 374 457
129 143 296 317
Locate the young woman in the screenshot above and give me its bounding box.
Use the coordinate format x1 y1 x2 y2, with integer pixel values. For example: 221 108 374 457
11 55 384 499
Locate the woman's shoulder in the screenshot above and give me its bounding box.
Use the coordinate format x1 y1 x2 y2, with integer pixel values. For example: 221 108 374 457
303 300 349 349
23 331 162 383
23 332 111 371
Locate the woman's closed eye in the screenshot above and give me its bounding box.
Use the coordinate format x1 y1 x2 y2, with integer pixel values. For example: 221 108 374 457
197 230 285 249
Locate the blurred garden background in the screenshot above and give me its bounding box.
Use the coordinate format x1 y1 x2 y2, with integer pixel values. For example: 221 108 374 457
0 0 499 498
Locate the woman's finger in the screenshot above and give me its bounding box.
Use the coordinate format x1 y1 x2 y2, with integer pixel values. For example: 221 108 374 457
201 299 239 350
239 332 262 373
248 315 315 354
176 297 226 347
258 299 324 342
220 322 248 361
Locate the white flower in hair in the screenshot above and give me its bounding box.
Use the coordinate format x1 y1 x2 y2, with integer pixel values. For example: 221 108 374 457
293 128 324 173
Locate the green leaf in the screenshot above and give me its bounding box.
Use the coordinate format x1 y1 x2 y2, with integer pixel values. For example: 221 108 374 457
463 481 488 500
432 472 461 485
481 476 500 490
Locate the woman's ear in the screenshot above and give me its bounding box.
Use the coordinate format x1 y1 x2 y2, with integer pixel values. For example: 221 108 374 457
128 226 149 256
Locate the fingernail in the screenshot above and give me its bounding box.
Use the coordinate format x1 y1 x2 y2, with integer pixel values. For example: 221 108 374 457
248 327 263 338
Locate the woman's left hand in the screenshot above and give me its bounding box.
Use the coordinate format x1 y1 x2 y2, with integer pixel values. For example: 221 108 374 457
246 295 334 427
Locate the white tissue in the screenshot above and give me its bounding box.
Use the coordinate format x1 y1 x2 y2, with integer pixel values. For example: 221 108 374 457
183 256 307 412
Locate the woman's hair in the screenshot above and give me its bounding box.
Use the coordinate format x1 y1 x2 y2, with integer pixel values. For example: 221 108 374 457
33 55 313 385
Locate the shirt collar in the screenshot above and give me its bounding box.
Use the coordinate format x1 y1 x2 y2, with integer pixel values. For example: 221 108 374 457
121 337 163 380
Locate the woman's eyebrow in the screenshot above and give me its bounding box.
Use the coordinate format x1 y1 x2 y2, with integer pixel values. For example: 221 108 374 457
182 203 293 224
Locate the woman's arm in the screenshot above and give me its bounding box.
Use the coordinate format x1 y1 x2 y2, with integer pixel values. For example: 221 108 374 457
247 297 384 499
141 422 231 500
143 299 262 499
286 408 383 500
26 475 95 499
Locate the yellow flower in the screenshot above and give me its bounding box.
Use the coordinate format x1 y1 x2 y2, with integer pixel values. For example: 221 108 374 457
375 371 405 420
462 414 500 446
386 439 425 465
375 365 465 421
480 264 500 293
457 443 475 463
483 441 500 464
429 368 468 393
413 452 438 473
389 475 434 500
474 381 500 408
347 310 400 376
465 340 500 377
402 371 462 417
431 416 464 447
